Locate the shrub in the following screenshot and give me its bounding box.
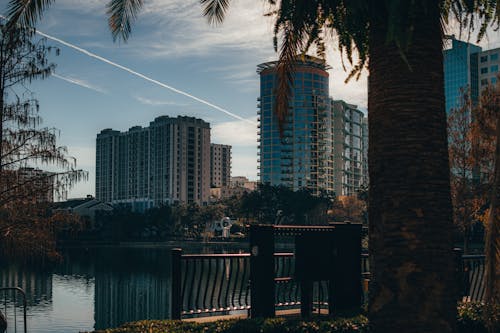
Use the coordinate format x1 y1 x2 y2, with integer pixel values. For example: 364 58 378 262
90 302 499 333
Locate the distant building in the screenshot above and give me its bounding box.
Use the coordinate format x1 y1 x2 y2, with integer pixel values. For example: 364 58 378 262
257 56 335 196
210 176 257 201
477 47 500 91
54 195 114 224
96 116 211 210
257 56 369 197
230 176 257 191
361 117 369 187
332 101 368 196
210 144 231 187
443 36 500 113
17 167 54 203
444 37 482 114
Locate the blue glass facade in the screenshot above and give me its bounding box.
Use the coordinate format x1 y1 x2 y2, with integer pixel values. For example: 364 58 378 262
443 38 482 113
257 57 334 195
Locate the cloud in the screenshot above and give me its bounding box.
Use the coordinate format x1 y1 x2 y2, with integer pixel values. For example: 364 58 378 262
37 29 256 125
134 96 189 106
117 0 275 59
231 154 258 180
53 73 107 93
211 118 257 147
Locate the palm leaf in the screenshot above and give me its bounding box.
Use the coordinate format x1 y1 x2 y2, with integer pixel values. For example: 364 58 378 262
6 0 55 30
200 0 230 26
106 0 144 42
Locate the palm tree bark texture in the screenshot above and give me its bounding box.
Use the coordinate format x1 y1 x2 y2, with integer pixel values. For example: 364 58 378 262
368 2 456 333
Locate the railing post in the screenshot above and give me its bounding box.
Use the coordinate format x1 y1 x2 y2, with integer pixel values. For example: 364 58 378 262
250 224 275 318
453 248 465 301
171 248 183 320
300 280 313 318
329 223 362 315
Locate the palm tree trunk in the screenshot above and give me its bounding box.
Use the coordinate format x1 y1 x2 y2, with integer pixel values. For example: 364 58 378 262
484 114 500 315
368 2 456 333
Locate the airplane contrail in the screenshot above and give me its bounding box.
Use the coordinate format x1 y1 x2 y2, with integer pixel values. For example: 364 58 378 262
52 73 107 94
34 30 256 125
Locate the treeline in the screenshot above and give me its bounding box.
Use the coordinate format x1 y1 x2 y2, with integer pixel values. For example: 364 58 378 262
71 184 366 243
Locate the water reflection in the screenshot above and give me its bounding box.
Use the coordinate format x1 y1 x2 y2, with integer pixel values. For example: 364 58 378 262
90 248 171 330
0 243 247 333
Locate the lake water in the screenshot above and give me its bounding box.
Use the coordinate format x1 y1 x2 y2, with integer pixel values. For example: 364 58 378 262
0 242 248 333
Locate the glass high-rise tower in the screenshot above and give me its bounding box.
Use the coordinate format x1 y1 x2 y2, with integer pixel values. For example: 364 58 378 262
257 56 335 196
443 37 482 113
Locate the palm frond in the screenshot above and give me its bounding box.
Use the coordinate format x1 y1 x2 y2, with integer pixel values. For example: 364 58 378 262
106 0 144 42
200 0 230 26
6 0 55 30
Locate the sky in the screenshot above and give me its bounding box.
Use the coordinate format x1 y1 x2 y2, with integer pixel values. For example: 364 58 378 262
2 1 500 199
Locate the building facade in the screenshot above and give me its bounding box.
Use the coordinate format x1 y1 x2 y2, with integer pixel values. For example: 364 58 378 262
17 167 54 203
444 36 500 113
444 37 482 114
210 144 231 187
332 101 368 196
478 47 500 89
96 116 211 209
257 56 335 196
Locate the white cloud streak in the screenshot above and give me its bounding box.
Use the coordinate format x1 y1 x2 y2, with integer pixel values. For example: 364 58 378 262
52 73 107 93
134 96 189 106
35 30 256 125
212 118 257 146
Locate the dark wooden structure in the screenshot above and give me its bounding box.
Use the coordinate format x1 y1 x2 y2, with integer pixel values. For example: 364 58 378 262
249 223 362 318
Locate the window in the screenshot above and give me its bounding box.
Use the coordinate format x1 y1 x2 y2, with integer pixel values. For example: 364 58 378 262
481 78 489 86
481 67 488 74
492 77 497 85
491 53 499 61
481 55 488 63
491 65 499 73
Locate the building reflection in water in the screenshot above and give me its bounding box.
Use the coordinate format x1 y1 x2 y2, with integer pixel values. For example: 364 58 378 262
0 265 53 308
91 247 171 330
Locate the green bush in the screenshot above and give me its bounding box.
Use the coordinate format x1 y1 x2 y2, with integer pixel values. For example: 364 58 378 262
91 316 369 333
90 302 499 333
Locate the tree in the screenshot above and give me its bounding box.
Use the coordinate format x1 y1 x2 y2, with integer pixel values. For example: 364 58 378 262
330 195 367 224
0 21 86 262
447 90 488 253
239 184 331 225
7 1 500 332
475 79 500 330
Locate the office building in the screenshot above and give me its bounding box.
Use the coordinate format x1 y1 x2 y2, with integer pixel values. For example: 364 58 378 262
444 37 482 113
444 36 500 113
96 116 210 209
478 48 500 89
257 56 335 196
210 144 231 187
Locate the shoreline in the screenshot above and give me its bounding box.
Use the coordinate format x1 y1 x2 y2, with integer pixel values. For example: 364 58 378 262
57 238 250 249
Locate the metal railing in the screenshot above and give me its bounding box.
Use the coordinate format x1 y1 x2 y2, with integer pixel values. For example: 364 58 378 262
462 254 485 302
0 287 27 333
172 250 251 318
171 249 485 320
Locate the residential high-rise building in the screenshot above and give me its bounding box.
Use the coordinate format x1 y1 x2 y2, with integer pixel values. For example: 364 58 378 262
257 56 335 196
210 144 231 187
361 117 369 187
332 101 368 196
96 116 210 210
